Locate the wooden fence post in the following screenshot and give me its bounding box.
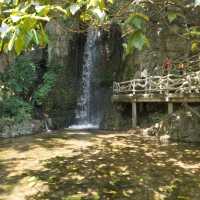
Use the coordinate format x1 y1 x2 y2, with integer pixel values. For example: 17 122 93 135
132 102 137 128
132 80 136 95
113 82 116 94
166 74 169 95
145 77 148 94
159 77 162 94
168 102 173 114
149 77 152 93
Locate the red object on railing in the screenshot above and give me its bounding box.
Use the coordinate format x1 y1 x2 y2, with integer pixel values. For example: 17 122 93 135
163 57 172 71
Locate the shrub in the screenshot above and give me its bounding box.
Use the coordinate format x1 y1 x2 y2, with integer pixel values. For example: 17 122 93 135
1 56 62 122
3 57 37 100
33 70 57 105
1 96 32 123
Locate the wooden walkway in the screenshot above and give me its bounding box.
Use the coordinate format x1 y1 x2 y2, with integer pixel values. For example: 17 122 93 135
112 71 200 127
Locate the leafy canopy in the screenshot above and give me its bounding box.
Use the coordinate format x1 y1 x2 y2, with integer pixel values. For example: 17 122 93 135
0 0 200 55
0 0 151 55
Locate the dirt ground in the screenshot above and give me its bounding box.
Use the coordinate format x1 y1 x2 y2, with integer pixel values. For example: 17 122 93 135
0 130 200 200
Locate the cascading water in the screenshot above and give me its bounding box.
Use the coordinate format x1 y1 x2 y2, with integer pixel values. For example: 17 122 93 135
69 28 101 129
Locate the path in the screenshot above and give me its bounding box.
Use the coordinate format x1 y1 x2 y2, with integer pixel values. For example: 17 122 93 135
0 130 200 200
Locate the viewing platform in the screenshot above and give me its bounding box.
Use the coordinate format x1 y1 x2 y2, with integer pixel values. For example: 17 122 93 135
112 71 200 127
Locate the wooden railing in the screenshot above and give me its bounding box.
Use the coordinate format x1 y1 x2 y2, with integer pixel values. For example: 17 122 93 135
113 71 200 95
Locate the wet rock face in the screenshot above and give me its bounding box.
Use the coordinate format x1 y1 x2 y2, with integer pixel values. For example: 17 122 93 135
46 19 74 65
94 25 124 129
44 20 123 129
44 19 86 128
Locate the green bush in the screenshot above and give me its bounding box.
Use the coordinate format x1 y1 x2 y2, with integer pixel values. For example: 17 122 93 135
3 57 37 99
0 57 36 122
33 70 57 105
1 96 32 123
0 117 15 132
0 56 61 123
33 64 63 105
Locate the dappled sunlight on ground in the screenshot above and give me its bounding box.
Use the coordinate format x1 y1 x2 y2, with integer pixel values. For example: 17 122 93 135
0 130 200 200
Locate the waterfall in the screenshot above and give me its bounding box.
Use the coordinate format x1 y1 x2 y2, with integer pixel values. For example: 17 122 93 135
69 28 100 129
44 120 52 133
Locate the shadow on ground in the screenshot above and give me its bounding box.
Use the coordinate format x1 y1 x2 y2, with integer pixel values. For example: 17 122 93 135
26 134 200 200
1 131 200 200
0 158 28 199
0 130 100 153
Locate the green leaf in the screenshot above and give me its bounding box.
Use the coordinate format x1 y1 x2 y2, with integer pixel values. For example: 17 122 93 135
13 0 19 5
25 30 33 48
88 0 104 9
191 41 200 52
8 30 16 51
126 13 149 29
99 0 105 10
20 18 36 33
131 32 145 50
131 16 143 29
168 12 177 23
129 31 146 51
128 13 149 23
15 34 25 55
32 29 39 45
88 0 98 7
39 24 48 46
124 30 149 55
53 6 69 16
35 5 50 16
0 40 3 51
191 31 200 36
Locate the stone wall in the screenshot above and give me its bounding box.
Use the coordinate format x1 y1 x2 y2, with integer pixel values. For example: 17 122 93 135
0 119 43 138
146 106 200 143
